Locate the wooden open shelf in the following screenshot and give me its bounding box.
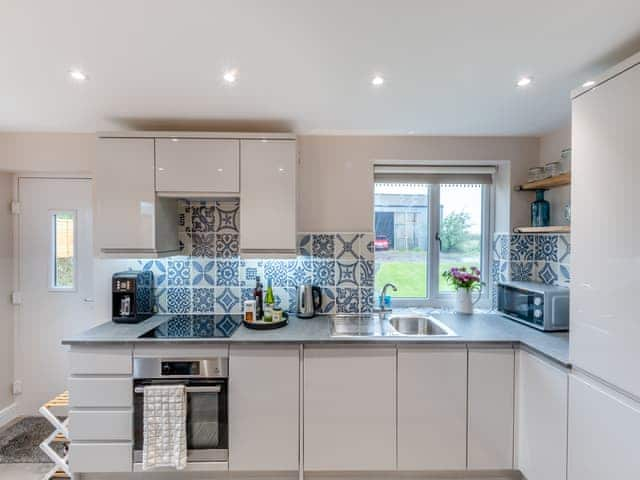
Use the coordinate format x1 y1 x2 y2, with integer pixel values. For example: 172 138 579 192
513 226 571 234
515 171 571 191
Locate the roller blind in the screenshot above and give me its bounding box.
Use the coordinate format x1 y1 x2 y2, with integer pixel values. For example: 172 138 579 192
374 165 496 184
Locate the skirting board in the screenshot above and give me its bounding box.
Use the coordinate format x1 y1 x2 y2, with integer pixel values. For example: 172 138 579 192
0 402 17 429
76 471 521 480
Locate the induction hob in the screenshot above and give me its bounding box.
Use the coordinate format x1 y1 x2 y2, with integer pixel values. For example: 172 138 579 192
139 314 242 339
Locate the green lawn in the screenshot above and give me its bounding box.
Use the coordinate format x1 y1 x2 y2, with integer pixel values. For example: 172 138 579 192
374 260 480 297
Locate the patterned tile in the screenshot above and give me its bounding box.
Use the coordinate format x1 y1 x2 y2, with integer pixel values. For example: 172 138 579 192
153 288 168 314
510 262 534 281
312 234 335 258
336 260 359 287
284 287 298 313
217 314 241 336
290 257 313 285
241 288 255 303
168 259 191 286
191 204 216 232
510 235 535 262
216 233 239 258
216 260 239 287
191 258 215 286
535 235 558 262
312 259 336 287
559 264 571 286
177 200 192 232
359 233 375 261
297 234 312 257
359 260 375 288
215 201 239 233
192 288 215 313
138 260 167 287
492 233 509 261
336 287 359 313
167 316 192 336
536 262 558 285
359 288 374 313
216 287 241 313
265 260 292 287
193 316 215 337
335 234 361 260
178 231 193 256
558 235 570 263
239 259 264 287
318 287 336 314
168 288 191 313
273 287 288 310
190 232 214 258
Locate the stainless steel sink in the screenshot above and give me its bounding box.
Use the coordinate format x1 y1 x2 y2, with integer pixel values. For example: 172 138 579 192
329 313 456 337
388 315 456 336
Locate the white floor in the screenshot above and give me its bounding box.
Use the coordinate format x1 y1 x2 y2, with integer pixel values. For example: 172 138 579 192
0 464 50 480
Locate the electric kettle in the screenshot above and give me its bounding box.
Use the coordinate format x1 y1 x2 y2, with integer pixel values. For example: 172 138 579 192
297 284 322 318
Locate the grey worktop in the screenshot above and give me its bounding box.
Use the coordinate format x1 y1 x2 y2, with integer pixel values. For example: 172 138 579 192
62 309 570 367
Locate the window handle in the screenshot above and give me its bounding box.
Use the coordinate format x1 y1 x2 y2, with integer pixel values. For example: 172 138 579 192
435 232 442 252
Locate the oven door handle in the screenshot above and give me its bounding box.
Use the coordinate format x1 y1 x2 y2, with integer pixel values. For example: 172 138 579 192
134 386 221 394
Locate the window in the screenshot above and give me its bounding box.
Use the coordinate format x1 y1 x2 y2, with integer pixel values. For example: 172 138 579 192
50 211 76 290
374 165 493 306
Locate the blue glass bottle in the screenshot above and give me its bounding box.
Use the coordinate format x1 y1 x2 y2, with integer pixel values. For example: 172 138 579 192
531 189 550 227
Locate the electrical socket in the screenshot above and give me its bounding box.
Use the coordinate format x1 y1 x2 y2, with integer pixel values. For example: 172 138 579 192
12 380 22 395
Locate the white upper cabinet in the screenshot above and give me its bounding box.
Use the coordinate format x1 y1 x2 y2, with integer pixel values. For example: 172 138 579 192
468 348 515 470
568 374 640 480
95 137 179 257
516 350 568 480
571 58 640 397
304 346 396 471
155 138 240 194
228 345 299 472
397 347 467 470
240 139 297 255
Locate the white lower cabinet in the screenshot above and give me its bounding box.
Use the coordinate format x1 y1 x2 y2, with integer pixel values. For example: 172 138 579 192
303 346 396 471
397 346 467 470
69 410 132 441
468 348 515 470
229 345 300 471
516 350 568 480
69 442 132 473
568 374 640 480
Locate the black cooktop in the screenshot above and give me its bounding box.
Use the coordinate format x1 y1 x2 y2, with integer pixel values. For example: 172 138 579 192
139 314 242 339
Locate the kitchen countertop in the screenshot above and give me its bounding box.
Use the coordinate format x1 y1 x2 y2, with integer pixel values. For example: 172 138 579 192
62 309 570 367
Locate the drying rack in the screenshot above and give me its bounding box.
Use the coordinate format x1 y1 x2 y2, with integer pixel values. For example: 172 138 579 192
39 391 72 480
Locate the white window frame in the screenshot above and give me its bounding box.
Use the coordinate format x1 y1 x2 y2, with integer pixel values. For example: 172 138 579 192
49 209 78 292
374 176 494 310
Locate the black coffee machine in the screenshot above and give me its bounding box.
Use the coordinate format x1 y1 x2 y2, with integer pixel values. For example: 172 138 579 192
112 271 154 323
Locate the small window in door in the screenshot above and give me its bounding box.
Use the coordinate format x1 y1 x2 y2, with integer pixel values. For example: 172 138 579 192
50 211 76 291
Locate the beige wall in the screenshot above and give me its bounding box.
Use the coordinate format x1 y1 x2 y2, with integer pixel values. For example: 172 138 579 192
539 124 571 226
298 135 540 233
0 132 94 174
0 173 14 411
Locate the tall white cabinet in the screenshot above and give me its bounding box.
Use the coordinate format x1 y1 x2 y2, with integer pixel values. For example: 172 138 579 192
240 139 297 255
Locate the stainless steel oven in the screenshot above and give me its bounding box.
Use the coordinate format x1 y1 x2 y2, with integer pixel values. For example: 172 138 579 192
133 357 228 463
497 280 569 331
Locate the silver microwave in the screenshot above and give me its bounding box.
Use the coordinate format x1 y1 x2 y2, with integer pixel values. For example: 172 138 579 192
497 281 569 331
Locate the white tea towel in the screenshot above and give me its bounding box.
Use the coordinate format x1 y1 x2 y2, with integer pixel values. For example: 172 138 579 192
142 384 188 470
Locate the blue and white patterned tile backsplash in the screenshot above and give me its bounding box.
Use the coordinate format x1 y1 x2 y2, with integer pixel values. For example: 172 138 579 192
117 200 374 315
491 232 571 308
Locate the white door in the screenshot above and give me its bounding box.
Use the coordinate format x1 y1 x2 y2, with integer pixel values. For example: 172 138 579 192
16 177 93 415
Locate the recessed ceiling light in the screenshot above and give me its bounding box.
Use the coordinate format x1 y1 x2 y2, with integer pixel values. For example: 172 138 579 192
69 68 88 82
371 75 384 86
516 77 532 87
223 70 237 83
582 80 596 88
217 168 224 172
171 138 179 142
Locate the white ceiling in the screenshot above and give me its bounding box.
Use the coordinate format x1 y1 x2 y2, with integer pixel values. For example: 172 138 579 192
1 0 640 135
